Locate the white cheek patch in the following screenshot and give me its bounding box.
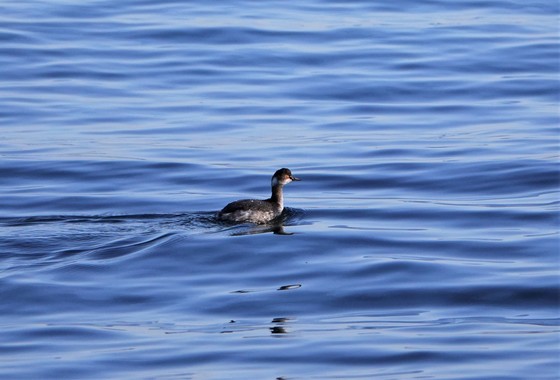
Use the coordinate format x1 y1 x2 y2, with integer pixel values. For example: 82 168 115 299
273 176 292 186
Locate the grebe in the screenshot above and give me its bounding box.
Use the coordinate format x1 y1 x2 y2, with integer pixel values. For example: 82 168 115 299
217 168 301 224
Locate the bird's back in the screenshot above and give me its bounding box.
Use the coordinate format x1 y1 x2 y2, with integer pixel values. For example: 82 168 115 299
217 199 281 223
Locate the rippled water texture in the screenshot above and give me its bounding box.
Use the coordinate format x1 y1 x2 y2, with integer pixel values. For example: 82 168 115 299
1 1 559 379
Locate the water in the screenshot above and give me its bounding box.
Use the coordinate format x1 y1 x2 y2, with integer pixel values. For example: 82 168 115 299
1 1 559 379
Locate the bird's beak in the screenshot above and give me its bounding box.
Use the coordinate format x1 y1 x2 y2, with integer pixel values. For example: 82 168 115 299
290 175 301 181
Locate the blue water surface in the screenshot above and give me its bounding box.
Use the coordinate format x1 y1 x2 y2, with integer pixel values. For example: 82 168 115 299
1 0 559 379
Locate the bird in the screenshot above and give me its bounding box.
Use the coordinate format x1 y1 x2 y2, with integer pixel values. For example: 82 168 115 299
217 168 301 224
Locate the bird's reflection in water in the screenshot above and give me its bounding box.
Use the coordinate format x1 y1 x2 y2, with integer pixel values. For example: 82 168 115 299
270 326 288 334
229 223 293 236
270 317 293 335
226 208 305 236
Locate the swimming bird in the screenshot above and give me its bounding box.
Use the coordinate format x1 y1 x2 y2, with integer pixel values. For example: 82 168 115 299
217 168 301 224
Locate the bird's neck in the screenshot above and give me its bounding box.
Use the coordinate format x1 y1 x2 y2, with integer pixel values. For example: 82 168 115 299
270 184 284 209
